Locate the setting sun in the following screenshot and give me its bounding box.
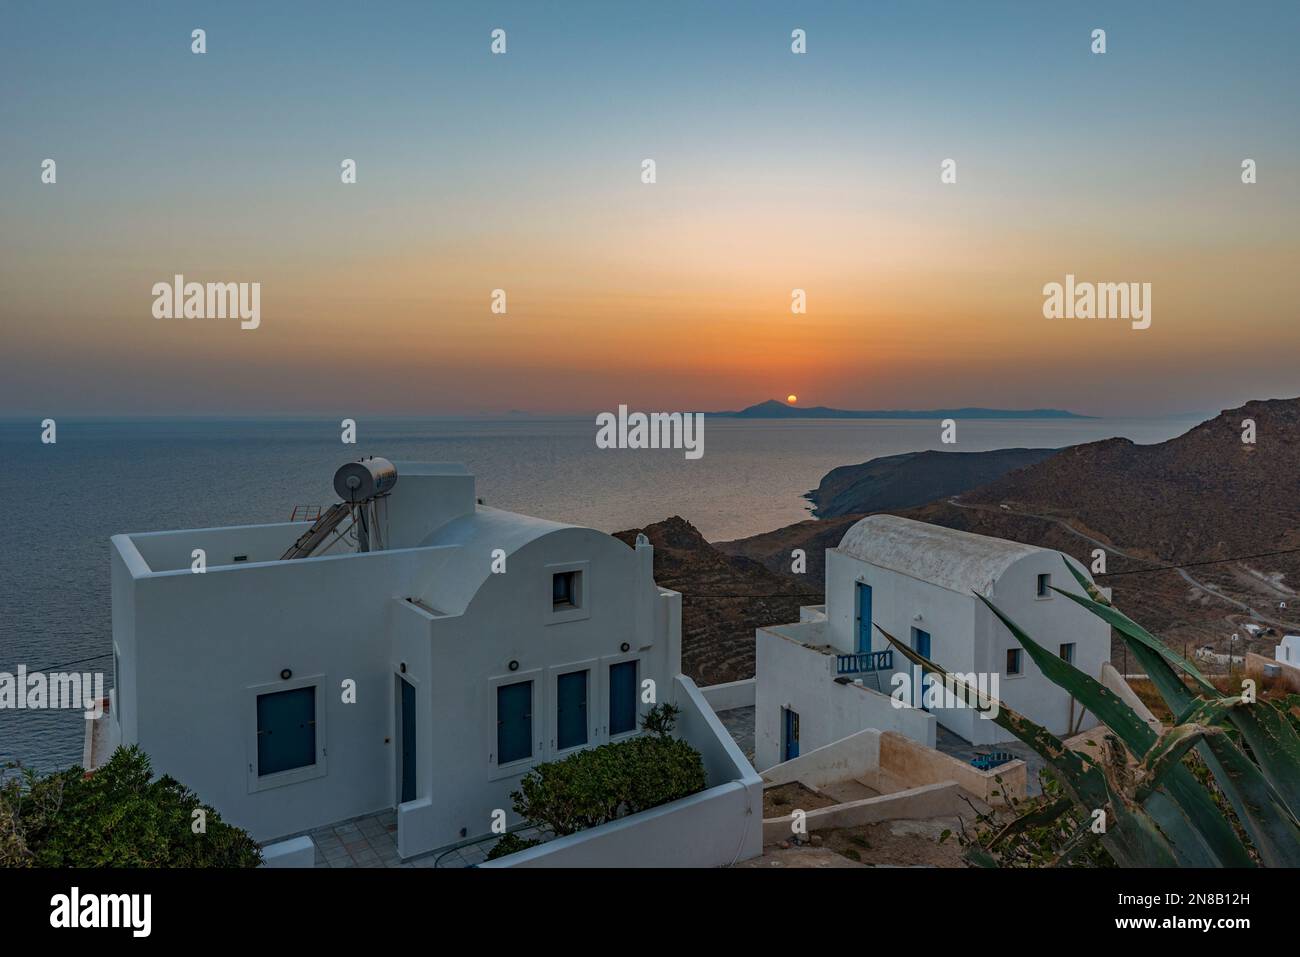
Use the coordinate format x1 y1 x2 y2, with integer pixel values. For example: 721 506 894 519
786 394 798 404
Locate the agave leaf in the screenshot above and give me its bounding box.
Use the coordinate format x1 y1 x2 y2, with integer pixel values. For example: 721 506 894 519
1052 568 1216 696
977 593 1157 756
1062 577 1297 865
1059 555 1112 606
880 625 1166 867
1223 698 1300 822
978 594 1239 866
1050 824 1103 867
1134 723 1223 800
987 795 1074 849
964 846 999 868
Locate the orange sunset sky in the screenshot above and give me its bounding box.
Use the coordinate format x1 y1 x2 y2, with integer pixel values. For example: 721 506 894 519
2 2 1298 417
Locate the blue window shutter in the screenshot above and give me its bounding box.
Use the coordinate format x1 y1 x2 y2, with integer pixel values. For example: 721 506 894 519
256 687 316 776
497 681 532 764
556 670 588 750
609 661 638 735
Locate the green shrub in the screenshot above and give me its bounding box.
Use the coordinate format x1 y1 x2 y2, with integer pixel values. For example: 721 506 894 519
507 703 707 839
485 832 542 860
1 745 262 867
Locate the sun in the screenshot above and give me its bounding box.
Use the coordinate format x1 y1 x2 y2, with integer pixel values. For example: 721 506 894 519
786 394 798 404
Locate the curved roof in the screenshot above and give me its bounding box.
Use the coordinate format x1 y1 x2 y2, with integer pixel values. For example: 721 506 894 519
412 507 580 615
837 514 1044 596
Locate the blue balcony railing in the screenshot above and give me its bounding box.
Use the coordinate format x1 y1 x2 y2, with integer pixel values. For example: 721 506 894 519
835 650 893 675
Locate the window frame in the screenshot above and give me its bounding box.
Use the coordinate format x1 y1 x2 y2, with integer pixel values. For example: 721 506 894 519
1006 648 1024 677
548 660 597 756
488 669 542 781
1036 573 1053 599
1059 642 1076 664
603 655 642 741
244 674 328 793
545 560 591 625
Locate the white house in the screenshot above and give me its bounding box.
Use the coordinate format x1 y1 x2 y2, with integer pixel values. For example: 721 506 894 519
97 458 761 864
1277 635 1300 665
755 514 1109 769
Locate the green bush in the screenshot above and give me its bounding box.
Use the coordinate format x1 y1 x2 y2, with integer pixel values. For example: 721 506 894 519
506 703 707 840
484 831 541 860
1 745 262 867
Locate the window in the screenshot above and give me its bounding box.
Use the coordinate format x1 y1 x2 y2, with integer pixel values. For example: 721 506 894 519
553 571 579 608
1059 642 1075 664
1006 648 1023 675
556 670 589 750
1036 573 1052 598
609 660 638 736
497 680 533 764
256 687 317 776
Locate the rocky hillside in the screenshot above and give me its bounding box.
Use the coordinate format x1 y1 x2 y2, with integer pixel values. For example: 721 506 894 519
719 397 1300 663
613 517 821 686
810 447 1058 518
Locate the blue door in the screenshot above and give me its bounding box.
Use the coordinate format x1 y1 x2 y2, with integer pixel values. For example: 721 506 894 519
913 629 932 711
608 661 638 736
782 707 800 761
856 582 873 653
256 687 316 776
556 670 588 750
497 681 532 764
399 678 416 803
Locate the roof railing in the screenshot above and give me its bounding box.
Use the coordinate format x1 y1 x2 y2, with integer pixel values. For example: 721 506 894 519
835 649 893 675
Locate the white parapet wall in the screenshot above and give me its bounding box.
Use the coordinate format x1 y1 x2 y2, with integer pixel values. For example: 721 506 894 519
698 677 756 713
762 728 1026 807
261 835 316 868
481 675 763 868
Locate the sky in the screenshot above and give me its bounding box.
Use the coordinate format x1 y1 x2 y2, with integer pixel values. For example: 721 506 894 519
1 1 1298 417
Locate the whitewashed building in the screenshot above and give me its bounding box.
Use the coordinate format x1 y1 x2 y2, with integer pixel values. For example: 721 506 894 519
96 459 761 864
755 514 1109 768
1277 635 1300 665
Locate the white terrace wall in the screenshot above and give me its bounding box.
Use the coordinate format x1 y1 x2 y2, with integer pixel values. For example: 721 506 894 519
113 537 464 843
699 678 755 713
755 625 934 772
482 676 763 868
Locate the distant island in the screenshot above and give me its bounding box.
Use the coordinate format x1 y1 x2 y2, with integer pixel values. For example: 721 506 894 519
708 399 1092 420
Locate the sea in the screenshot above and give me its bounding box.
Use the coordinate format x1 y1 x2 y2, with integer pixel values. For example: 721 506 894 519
0 413 1202 771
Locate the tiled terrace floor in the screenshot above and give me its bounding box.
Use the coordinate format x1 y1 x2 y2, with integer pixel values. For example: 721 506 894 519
293 811 545 868
716 705 755 764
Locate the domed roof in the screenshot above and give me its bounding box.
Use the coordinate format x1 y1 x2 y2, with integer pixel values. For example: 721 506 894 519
837 514 1044 596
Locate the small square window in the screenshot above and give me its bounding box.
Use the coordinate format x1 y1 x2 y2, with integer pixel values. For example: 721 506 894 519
553 571 579 608
1059 642 1075 664
1036 573 1052 598
1006 648 1023 676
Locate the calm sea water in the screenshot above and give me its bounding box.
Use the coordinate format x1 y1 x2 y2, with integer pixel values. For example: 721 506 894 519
0 414 1200 770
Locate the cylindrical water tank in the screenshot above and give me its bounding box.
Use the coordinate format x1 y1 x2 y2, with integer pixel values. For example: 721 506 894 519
334 456 398 502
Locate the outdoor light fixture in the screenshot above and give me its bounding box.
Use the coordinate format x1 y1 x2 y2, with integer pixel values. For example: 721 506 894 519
400 662 406 673
280 669 292 680
620 642 630 653
508 660 519 672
